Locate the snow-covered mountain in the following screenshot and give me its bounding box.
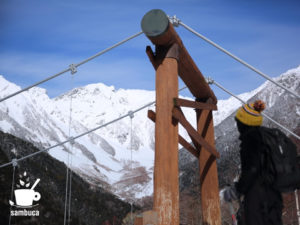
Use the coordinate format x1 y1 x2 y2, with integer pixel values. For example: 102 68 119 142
0 78 157 200
215 66 300 187
178 66 300 225
0 65 298 201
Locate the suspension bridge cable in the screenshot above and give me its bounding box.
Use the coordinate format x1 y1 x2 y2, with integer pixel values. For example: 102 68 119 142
178 21 300 99
8 165 16 225
0 31 143 104
0 109 135 169
206 77 300 140
0 86 187 169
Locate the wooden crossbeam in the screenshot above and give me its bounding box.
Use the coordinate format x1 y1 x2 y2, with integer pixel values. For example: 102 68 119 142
141 9 217 103
172 107 220 158
174 98 217 110
147 110 199 158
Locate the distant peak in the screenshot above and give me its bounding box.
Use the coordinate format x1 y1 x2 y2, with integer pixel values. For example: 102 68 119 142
0 75 21 93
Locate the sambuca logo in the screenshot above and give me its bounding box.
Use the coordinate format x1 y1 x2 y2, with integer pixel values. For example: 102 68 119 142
9 171 41 216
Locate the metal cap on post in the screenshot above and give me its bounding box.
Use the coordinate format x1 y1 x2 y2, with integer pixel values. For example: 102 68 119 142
141 9 169 38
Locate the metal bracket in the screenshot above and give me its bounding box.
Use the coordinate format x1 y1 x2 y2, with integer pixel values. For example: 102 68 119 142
128 111 134 119
12 158 18 167
168 15 180 27
205 77 214 85
69 64 77 75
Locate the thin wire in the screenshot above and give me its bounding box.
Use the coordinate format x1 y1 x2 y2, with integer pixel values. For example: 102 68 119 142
130 115 133 225
0 31 143 104
67 75 75 225
63 153 69 225
0 68 70 104
8 166 16 225
75 31 143 67
64 77 73 225
68 147 73 225
130 116 133 171
211 79 300 140
179 21 300 99
64 73 74 225
0 86 187 169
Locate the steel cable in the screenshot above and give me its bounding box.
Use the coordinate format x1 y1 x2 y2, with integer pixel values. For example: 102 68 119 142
179 21 300 99
0 31 143 103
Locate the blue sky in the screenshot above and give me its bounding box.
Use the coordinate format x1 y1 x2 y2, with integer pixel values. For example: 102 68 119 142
1 0 300 100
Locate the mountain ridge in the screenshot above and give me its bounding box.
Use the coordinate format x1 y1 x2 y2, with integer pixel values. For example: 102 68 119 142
0 65 299 202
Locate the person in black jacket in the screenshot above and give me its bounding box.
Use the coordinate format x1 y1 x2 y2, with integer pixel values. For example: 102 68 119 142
223 100 283 225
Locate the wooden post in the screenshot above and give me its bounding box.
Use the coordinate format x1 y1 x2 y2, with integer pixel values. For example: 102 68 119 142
196 108 221 225
152 45 180 225
142 9 221 225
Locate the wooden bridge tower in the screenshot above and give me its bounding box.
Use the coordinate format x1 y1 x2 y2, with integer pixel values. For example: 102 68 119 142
135 9 221 225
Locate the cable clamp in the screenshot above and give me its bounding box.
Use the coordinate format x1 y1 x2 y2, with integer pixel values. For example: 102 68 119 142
128 111 134 119
69 137 75 145
205 77 214 85
12 158 18 167
69 64 77 75
168 15 181 27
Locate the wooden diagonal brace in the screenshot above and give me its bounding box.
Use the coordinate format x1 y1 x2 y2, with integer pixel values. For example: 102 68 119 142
172 107 220 158
147 110 199 158
146 46 159 70
178 136 199 159
174 98 217 110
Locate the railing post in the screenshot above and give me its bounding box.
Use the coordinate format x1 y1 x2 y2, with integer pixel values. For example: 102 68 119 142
196 108 221 225
153 44 180 225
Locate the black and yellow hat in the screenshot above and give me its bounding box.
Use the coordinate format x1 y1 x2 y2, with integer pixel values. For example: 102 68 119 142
235 100 266 126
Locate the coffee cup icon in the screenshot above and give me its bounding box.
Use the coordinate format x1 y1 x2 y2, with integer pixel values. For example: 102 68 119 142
14 189 41 206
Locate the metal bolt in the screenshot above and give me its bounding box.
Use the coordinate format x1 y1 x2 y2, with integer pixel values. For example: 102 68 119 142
205 77 214 85
12 158 18 167
69 64 77 75
168 15 181 27
69 137 75 145
128 111 134 119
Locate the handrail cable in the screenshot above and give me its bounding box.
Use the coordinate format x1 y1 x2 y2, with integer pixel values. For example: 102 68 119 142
0 31 143 104
0 86 187 169
177 20 300 99
205 77 300 140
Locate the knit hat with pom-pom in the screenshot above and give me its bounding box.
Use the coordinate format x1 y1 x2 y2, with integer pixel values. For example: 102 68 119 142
235 100 266 126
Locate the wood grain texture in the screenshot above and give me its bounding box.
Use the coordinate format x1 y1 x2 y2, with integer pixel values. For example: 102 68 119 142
174 98 217 110
197 109 221 225
148 110 199 158
172 107 219 158
153 55 180 225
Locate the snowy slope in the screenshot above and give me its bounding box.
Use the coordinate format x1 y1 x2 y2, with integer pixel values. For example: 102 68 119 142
1 65 298 200
214 66 300 187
